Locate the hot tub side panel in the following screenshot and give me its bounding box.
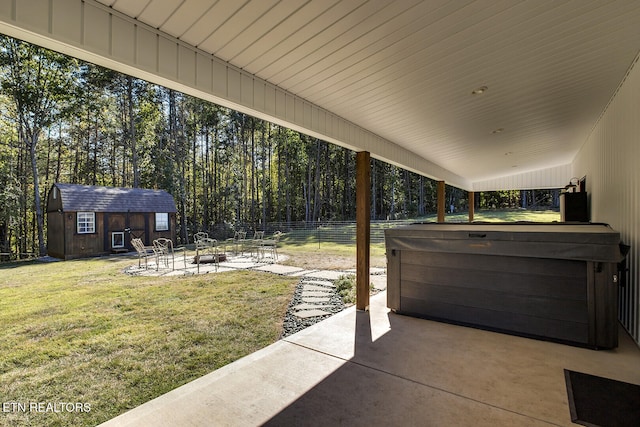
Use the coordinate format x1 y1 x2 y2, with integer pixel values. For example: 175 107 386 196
389 250 595 345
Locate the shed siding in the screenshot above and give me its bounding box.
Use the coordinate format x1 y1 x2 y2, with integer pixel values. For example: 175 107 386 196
46 211 64 259
572 53 640 346
65 212 105 260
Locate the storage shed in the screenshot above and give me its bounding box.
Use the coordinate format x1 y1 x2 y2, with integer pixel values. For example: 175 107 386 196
46 183 177 260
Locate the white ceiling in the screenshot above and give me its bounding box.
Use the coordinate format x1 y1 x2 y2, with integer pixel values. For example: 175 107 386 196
95 0 640 184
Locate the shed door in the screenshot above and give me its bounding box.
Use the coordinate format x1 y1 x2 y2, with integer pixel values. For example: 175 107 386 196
128 213 146 245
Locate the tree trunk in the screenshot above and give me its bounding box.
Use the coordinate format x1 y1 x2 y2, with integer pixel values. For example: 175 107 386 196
192 117 198 232
313 138 321 222
262 123 268 226
418 175 425 216
55 123 63 183
250 119 256 225
29 133 46 256
371 160 377 220
285 132 291 223
128 76 139 188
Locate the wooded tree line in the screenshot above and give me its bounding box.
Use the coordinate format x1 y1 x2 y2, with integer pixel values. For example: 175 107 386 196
0 36 558 255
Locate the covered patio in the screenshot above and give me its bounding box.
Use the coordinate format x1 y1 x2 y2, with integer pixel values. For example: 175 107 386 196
2 1 640 425
99 290 640 426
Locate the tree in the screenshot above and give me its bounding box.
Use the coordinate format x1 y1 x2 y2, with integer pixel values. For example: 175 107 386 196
0 36 78 255
0 122 20 252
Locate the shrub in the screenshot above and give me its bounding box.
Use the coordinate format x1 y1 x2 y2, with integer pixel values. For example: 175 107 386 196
335 274 356 304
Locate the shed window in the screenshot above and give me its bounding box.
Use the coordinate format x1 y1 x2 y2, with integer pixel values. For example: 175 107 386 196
77 212 95 234
155 213 169 231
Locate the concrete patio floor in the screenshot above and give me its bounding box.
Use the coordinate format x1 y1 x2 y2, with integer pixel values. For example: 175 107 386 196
99 289 640 427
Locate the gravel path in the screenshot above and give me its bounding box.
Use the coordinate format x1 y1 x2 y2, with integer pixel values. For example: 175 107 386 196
280 271 386 338
280 277 348 338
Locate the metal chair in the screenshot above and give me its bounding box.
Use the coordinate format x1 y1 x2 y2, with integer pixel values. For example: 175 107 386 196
131 238 154 269
246 230 265 259
152 238 186 271
195 237 219 273
224 230 245 255
260 231 282 262
194 232 208 244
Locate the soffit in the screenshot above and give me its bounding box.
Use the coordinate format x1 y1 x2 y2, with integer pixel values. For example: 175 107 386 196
96 0 640 184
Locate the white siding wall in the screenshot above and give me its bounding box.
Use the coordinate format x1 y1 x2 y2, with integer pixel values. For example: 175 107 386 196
572 54 640 346
472 164 572 192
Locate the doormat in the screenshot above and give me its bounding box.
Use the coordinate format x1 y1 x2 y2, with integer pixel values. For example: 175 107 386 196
564 369 640 427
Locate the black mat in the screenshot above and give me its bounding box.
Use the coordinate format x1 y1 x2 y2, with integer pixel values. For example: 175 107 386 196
564 369 640 427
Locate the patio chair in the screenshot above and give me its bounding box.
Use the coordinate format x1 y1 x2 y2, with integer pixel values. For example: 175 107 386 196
194 232 208 244
195 237 219 273
131 238 154 269
260 231 282 262
153 238 186 271
245 230 264 259
224 230 245 255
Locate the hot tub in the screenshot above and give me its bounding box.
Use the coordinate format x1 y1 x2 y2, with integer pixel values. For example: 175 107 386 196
385 223 626 349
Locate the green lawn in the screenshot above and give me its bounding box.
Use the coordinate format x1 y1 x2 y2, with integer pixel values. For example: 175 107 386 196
277 209 560 270
446 208 560 223
0 257 298 427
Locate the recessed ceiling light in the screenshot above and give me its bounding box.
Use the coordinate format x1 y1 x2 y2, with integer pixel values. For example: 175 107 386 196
471 86 488 95
492 128 504 134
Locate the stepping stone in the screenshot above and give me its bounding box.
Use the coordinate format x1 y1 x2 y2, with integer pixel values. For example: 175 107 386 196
301 284 333 292
302 279 335 288
292 303 333 311
293 309 332 319
300 290 332 297
301 296 332 303
218 261 261 269
304 270 344 280
290 270 319 277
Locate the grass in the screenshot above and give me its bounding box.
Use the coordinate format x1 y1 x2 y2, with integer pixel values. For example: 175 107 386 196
445 208 560 223
277 209 560 270
0 257 298 427
279 240 387 270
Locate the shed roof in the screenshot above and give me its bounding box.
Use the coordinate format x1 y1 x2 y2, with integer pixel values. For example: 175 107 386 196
53 183 177 213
